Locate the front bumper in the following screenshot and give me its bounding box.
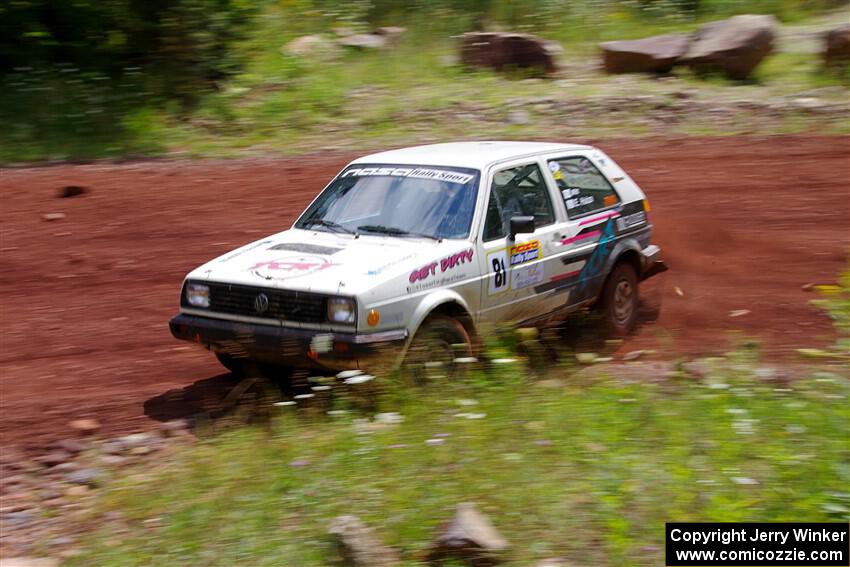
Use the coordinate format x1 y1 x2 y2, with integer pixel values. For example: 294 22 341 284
169 314 407 372
639 244 668 280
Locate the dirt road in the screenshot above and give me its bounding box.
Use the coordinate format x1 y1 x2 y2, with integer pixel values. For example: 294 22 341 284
1 136 847 450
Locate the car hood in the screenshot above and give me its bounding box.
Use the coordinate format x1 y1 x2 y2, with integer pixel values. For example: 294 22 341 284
186 228 471 296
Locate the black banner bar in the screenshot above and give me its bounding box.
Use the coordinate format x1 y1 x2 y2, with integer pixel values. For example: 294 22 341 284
666 522 849 566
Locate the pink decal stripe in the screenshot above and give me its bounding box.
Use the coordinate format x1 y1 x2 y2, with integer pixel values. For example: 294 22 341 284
551 269 582 282
560 230 601 246
578 210 620 226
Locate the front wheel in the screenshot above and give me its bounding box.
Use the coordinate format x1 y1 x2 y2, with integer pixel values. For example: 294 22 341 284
401 315 472 384
600 262 639 337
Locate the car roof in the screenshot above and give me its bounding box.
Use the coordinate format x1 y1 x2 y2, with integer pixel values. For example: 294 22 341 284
349 141 594 170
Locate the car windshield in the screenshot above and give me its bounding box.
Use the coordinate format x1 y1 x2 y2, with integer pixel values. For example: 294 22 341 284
295 164 481 240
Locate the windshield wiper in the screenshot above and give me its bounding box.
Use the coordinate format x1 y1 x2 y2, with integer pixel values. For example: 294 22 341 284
302 219 358 236
357 225 442 242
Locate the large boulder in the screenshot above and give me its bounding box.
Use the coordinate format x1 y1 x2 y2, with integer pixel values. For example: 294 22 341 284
599 33 691 74
823 24 850 67
328 515 400 566
338 33 388 50
427 502 509 565
282 35 340 59
459 32 560 76
682 14 778 79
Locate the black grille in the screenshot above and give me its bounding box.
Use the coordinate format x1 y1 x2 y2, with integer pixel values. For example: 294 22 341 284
183 280 328 324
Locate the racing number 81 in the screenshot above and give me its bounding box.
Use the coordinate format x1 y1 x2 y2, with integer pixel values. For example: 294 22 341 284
492 257 507 290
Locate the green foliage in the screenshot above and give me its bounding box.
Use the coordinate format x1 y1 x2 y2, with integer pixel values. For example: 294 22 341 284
1 1 848 162
63 353 849 565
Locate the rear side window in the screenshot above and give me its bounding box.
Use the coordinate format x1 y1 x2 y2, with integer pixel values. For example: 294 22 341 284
548 156 619 218
483 163 555 241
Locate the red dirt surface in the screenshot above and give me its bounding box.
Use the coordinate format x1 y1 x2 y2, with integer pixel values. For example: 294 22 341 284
1 136 847 450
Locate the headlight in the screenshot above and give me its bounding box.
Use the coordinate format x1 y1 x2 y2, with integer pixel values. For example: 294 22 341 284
185 283 210 308
327 297 356 324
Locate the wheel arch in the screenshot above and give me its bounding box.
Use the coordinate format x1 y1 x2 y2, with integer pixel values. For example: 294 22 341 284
392 291 478 367
590 238 643 308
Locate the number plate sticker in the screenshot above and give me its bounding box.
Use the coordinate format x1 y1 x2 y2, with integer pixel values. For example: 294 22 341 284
488 249 509 295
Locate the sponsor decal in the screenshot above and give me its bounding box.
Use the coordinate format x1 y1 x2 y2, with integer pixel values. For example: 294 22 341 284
343 167 475 185
250 255 334 280
616 211 646 231
365 253 418 276
488 241 543 295
511 263 544 290
268 243 343 255
407 273 465 294
565 194 596 210
409 249 474 284
509 240 541 266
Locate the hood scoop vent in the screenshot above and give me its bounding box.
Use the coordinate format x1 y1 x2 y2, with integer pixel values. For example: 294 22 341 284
268 243 343 255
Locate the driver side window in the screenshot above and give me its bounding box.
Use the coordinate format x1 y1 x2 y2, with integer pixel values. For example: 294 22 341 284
483 163 555 242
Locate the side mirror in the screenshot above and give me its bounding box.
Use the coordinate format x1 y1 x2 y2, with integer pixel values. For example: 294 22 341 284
509 216 535 241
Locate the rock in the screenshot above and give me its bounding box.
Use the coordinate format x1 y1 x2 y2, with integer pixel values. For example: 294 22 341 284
600 33 690 74
100 440 125 455
68 419 100 435
99 455 128 466
129 446 153 456
338 34 387 50
118 432 157 450
793 97 824 111
681 360 711 380
682 15 777 79
64 468 106 488
536 559 571 567
332 26 356 38
428 502 509 564
65 485 89 498
54 439 86 455
575 352 597 365
328 515 400 566
823 24 850 67
42 213 65 222
282 35 340 59
507 110 531 125
58 186 86 198
35 451 71 468
159 418 190 436
374 26 407 46
459 32 559 77
622 350 647 361
0 558 60 567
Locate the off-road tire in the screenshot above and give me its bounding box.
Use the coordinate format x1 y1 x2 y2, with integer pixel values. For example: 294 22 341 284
402 315 472 384
600 262 639 337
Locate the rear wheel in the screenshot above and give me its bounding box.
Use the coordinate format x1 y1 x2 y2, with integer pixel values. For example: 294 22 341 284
402 315 472 384
600 262 639 337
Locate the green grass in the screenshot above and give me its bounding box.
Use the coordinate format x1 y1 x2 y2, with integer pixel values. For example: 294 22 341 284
2 4 848 163
62 354 849 566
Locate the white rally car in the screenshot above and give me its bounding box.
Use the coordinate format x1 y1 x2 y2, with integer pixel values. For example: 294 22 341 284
170 142 665 378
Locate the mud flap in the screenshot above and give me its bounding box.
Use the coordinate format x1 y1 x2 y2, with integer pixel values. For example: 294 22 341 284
641 260 668 281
